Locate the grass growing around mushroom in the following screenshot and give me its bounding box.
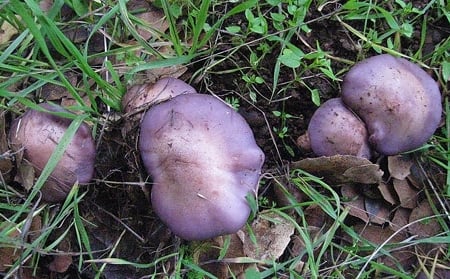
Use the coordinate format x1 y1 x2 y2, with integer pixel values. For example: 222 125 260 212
0 0 449 278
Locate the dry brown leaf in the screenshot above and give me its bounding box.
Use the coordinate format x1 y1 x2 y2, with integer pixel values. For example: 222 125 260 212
388 155 414 180
407 162 427 190
38 72 78 101
364 198 390 225
390 207 411 232
241 211 295 260
136 9 169 41
273 181 305 208
295 132 311 151
416 267 450 279
48 227 73 273
194 234 251 278
39 0 53 13
0 112 13 175
393 178 418 209
341 184 369 223
14 162 35 191
60 95 92 110
0 17 20 44
48 253 72 273
127 0 169 40
378 182 398 205
0 223 21 272
304 204 330 228
291 155 383 185
409 200 442 237
344 224 415 268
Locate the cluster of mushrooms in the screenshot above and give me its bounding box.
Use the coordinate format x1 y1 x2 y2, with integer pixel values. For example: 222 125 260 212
306 54 442 159
9 78 265 241
8 54 441 241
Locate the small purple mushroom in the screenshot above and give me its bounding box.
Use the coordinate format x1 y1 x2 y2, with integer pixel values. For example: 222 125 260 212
308 98 371 159
139 93 264 240
9 103 96 202
341 54 442 155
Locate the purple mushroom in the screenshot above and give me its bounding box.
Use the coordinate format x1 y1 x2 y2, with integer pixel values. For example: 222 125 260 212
341 54 442 155
9 103 96 202
139 93 264 240
307 98 372 159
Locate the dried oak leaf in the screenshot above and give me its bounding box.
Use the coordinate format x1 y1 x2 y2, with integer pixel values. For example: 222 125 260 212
390 207 411 232
393 178 419 209
193 234 250 278
378 182 398 205
127 0 169 41
0 112 13 175
364 198 391 225
416 267 450 279
343 224 415 269
48 238 72 273
388 155 414 180
291 155 383 185
341 184 369 223
409 200 442 237
240 211 295 261
0 223 21 272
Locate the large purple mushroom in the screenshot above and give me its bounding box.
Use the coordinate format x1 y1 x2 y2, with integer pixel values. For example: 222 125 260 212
9 103 96 202
341 54 442 155
139 93 264 240
307 98 372 159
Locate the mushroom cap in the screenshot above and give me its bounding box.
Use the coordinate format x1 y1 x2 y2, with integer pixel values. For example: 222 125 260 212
139 93 264 240
9 103 96 202
122 77 197 115
308 98 372 159
341 54 442 155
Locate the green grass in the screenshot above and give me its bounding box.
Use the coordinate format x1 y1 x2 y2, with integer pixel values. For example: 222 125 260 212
0 0 449 278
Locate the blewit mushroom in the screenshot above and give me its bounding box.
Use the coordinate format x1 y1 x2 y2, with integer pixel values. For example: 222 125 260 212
9 103 96 202
139 93 264 240
307 98 372 159
341 54 442 155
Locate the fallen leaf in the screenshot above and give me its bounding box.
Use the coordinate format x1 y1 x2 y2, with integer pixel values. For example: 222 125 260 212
0 223 21 272
241 211 295 260
388 155 414 180
304 204 331 228
38 72 78 101
409 200 442 237
416 267 450 279
14 162 35 191
390 207 410 232
0 17 20 44
192 234 251 278
364 198 390 225
273 181 305 208
127 0 169 41
378 182 398 205
0 112 13 175
341 184 369 223
291 155 383 185
295 132 311 151
393 178 418 209
343 224 415 269
47 236 72 273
